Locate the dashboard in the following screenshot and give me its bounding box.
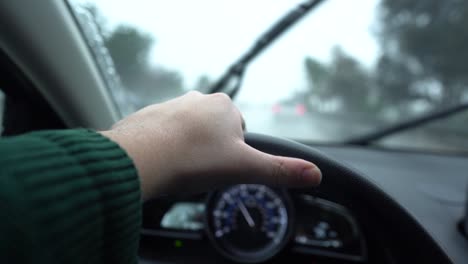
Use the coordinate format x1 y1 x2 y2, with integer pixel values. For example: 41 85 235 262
140 186 366 263
139 140 468 264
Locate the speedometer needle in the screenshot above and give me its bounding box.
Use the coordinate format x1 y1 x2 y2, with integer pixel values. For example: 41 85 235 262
238 200 255 228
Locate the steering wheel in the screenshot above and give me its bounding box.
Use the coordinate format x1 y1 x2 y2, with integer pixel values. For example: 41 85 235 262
244 133 451 263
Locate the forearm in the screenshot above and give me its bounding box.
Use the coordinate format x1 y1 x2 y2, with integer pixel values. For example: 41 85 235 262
0 129 141 264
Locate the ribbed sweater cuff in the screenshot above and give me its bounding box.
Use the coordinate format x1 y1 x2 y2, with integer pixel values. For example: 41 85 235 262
0 129 141 263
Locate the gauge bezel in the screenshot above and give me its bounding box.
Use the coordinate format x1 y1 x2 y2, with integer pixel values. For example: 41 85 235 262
204 184 295 263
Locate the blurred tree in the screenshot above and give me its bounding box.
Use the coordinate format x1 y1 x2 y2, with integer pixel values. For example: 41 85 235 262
304 57 329 99
104 26 184 107
327 47 373 112
82 4 185 108
374 55 418 107
377 0 468 106
130 67 184 107
193 75 213 93
304 47 373 112
104 25 153 86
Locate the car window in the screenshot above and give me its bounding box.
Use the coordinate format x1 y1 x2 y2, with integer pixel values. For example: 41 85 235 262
69 0 468 154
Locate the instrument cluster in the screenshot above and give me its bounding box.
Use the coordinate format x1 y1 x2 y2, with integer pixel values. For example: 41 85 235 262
141 184 366 263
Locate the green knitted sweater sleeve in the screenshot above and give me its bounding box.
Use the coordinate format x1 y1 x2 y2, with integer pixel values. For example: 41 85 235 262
0 129 141 264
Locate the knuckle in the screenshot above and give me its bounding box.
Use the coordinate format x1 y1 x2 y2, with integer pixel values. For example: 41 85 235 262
187 90 202 96
212 92 232 103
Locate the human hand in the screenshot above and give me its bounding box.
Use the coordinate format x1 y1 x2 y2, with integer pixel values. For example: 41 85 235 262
101 92 321 200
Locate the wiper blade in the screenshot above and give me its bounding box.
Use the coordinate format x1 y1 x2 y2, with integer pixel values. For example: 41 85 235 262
345 101 468 146
208 0 326 98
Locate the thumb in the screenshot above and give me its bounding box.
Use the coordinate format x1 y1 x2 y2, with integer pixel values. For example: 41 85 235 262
239 144 322 187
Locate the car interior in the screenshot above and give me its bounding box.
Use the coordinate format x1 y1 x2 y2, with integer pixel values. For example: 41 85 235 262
0 1 467 263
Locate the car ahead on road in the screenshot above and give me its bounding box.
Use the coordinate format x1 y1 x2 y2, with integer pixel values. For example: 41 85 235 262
1 0 467 263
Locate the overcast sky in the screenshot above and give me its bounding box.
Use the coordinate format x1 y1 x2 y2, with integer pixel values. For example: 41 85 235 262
83 0 380 103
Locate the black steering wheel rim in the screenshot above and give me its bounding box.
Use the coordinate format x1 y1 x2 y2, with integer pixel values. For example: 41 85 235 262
244 133 451 263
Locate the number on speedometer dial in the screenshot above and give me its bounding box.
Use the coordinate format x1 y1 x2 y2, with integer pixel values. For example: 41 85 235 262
205 184 293 263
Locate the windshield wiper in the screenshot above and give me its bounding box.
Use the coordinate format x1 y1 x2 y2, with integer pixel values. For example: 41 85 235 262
345 101 468 146
208 0 326 98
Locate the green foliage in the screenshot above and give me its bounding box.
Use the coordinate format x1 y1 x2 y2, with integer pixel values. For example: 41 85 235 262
104 25 185 107
83 5 185 108
327 47 373 112
104 26 153 84
305 0 468 120
193 75 213 93
374 55 416 107
304 47 374 112
377 0 468 106
304 57 329 98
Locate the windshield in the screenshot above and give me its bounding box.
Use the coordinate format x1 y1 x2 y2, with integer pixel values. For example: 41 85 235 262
69 0 468 154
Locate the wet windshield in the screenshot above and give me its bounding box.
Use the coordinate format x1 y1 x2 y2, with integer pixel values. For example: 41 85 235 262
69 0 468 154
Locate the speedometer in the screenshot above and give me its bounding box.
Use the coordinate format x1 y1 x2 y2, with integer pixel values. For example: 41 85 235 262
205 184 293 263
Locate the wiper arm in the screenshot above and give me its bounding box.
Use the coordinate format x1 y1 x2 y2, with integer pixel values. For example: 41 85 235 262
345 101 468 146
208 0 326 98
